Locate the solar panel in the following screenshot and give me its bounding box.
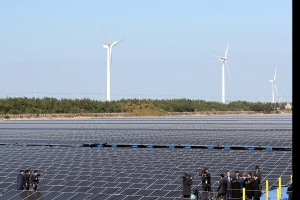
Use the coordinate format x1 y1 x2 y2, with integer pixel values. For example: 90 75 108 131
52 192 77 200
122 195 142 200
0 190 23 200
36 191 61 200
116 182 133 190
149 189 168 197
48 185 66 192
60 186 78 193
67 193 92 200
89 193 111 200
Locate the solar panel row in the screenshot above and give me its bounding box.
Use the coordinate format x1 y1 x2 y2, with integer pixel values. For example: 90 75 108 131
0 115 292 148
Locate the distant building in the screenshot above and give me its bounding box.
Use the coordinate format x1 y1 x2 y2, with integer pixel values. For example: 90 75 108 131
285 103 292 110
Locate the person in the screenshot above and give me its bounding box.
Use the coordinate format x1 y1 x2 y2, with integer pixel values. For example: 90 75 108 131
191 188 199 200
199 168 211 200
234 171 240 180
237 173 246 196
182 172 193 199
231 177 241 200
24 170 31 190
245 172 254 200
287 176 292 200
252 174 262 200
225 171 232 200
16 170 25 190
30 170 40 191
253 166 262 184
217 173 227 200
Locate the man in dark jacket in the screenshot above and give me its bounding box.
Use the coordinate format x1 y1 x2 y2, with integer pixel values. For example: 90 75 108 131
231 177 241 200
253 166 262 184
234 171 240 180
245 172 254 200
182 172 193 199
237 173 246 196
200 168 211 199
200 168 211 191
24 170 30 190
16 170 25 190
225 171 232 200
252 174 262 200
217 173 227 200
287 176 292 200
30 170 40 191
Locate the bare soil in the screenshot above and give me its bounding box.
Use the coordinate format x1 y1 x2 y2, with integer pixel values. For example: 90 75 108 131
0 110 292 121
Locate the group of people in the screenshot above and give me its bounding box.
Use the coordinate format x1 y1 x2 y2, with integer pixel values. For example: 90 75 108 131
217 167 262 200
182 166 263 200
16 169 40 191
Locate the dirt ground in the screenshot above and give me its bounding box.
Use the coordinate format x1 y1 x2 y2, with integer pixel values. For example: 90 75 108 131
0 110 292 121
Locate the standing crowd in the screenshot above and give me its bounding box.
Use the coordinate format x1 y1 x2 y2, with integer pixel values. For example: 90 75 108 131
183 166 263 200
16 169 40 191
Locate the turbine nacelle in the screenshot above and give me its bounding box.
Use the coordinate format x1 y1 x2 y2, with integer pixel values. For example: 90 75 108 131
103 44 109 48
214 55 226 61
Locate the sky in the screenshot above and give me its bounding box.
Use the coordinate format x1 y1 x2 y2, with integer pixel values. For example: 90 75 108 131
0 1 292 103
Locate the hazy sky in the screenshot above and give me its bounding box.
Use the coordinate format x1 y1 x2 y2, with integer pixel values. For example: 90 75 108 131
0 1 292 102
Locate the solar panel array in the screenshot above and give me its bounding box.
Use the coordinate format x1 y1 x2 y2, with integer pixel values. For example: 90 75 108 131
0 114 292 200
0 114 292 148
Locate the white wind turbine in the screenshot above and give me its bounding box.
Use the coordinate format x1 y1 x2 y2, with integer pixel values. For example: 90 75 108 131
100 25 123 102
269 68 278 103
214 41 232 104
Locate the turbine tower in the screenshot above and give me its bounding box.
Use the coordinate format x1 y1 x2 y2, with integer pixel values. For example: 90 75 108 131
214 41 232 104
100 25 123 102
269 68 278 103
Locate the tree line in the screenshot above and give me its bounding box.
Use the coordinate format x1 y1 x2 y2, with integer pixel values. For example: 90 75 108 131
0 97 291 116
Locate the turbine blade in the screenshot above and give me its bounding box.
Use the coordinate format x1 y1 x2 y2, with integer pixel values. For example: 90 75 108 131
225 61 232 81
274 68 276 81
214 55 222 59
225 41 229 58
99 24 111 45
111 39 124 47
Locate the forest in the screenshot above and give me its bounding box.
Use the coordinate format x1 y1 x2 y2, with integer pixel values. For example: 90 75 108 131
0 97 291 117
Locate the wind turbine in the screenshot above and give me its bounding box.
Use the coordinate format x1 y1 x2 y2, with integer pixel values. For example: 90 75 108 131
100 25 123 102
269 68 278 103
214 41 232 104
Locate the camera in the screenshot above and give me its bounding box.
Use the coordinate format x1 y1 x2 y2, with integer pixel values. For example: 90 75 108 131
200 170 207 177
188 175 194 180
182 173 193 180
